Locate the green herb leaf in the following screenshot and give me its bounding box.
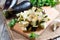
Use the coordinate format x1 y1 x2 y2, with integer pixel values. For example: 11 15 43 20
30 0 37 6
9 19 17 28
30 0 59 7
29 32 39 38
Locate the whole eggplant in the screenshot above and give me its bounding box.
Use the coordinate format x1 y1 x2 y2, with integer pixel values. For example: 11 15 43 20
9 0 18 9
4 0 18 9
11 1 32 13
4 0 12 9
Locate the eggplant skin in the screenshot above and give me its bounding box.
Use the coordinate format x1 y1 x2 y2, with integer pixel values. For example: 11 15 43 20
9 0 18 9
4 0 12 9
12 1 32 13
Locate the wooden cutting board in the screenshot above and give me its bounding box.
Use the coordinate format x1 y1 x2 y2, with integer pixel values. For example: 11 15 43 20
7 7 59 40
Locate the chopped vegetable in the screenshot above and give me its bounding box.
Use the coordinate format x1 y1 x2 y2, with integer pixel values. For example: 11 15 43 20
31 27 37 31
29 32 39 38
17 7 50 31
40 23 46 29
9 19 17 28
26 24 32 31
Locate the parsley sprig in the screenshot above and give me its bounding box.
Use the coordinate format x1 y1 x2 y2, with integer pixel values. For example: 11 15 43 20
29 32 39 38
30 0 60 7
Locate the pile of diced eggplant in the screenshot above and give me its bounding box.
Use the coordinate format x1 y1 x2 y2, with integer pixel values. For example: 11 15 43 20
16 7 50 31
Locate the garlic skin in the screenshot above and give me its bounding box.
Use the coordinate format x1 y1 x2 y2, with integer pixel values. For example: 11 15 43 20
53 19 60 31
53 22 57 31
16 7 49 30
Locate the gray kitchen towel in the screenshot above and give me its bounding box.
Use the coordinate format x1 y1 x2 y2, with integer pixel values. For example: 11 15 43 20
0 12 10 40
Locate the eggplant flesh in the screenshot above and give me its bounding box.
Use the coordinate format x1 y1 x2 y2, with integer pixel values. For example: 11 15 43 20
12 1 32 13
4 0 12 9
